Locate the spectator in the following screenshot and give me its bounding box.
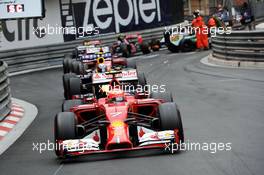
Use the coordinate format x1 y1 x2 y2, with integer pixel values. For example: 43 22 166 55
240 2 254 30
216 4 230 27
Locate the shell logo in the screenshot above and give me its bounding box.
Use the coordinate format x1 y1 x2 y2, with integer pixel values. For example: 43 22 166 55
111 121 124 128
165 132 171 137
65 141 75 148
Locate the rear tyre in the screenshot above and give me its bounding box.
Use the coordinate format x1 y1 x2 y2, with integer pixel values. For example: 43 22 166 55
150 92 173 102
68 77 81 98
151 39 161 51
62 100 83 112
78 62 85 75
158 103 184 143
168 45 179 53
72 61 80 75
63 54 72 73
141 42 151 54
54 112 77 156
72 49 78 59
120 43 130 58
68 59 73 72
63 73 76 99
180 39 196 52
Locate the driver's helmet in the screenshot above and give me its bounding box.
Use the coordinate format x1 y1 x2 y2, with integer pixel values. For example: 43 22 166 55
117 34 125 41
193 9 200 18
107 89 125 103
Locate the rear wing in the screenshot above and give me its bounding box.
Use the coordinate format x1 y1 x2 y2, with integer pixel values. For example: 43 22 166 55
92 69 138 84
78 46 112 62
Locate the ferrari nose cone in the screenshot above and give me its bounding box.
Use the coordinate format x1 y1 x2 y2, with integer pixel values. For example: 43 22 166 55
106 121 132 150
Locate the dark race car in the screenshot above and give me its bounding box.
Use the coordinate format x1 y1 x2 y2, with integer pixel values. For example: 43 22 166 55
63 42 123 75
62 43 138 99
164 27 197 53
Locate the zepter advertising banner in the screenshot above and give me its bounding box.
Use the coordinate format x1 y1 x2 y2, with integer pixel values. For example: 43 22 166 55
0 0 44 20
0 0 183 50
62 0 184 41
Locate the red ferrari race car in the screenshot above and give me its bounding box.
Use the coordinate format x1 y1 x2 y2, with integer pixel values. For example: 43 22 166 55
54 72 184 158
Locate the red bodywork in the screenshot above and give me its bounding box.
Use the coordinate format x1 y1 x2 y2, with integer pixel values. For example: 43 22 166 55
59 94 179 157
125 33 143 44
112 33 144 56
58 71 180 157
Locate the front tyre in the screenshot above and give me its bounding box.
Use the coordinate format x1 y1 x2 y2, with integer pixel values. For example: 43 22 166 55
159 102 184 143
54 112 77 156
150 92 173 102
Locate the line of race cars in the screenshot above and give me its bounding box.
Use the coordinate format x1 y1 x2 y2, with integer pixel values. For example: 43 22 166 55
55 37 184 159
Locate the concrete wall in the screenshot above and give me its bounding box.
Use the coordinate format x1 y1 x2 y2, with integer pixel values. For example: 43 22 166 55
0 0 63 50
0 0 183 51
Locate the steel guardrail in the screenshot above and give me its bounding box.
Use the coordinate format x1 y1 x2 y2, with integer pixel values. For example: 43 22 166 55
0 22 188 73
0 61 11 121
212 30 264 62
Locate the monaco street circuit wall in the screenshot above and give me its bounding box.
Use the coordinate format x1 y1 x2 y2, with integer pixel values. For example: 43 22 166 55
0 0 64 50
0 0 184 51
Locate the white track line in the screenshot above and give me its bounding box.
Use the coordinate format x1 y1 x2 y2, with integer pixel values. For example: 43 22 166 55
53 164 64 175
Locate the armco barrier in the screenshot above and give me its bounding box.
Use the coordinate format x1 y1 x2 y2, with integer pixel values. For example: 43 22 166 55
0 61 11 121
212 30 264 62
0 22 187 73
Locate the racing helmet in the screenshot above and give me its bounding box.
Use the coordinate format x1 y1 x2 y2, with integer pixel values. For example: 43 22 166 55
193 9 200 17
107 89 125 103
117 34 125 41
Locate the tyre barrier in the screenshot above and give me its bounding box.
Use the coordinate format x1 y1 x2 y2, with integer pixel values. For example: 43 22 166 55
0 22 188 73
211 30 264 63
0 61 11 121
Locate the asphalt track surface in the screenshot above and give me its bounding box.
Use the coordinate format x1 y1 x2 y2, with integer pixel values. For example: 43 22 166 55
1 50 264 175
